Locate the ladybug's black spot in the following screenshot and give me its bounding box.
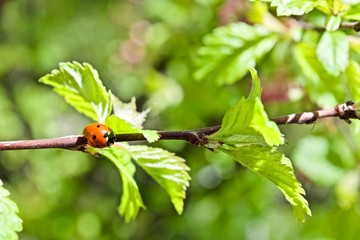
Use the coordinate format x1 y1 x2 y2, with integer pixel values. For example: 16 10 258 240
92 135 96 140
96 124 101 128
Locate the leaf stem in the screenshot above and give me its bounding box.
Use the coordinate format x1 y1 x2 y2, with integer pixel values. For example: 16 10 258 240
0 101 358 151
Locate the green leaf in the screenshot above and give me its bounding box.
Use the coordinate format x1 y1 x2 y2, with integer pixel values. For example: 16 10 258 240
336 168 360 209
342 0 360 4
343 4 360 20
346 60 360 101
125 145 191 214
294 42 345 108
325 15 341 31
139 130 160 143
316 0 351 15
107 96 159 143
39 61 111 123
316 31 349 76
92 147 145 222
207 69 310 222
112 95 150 129
106 115 138 133
247 1 269 24
248 67 262 100
106 115 160 143
194 23 279 85
220 145 311 222
208 68 284 147
89 144 190 220
293 136 346 186
265 0 320 16
0 180 22 240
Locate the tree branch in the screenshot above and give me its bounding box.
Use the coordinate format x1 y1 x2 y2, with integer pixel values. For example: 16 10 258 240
271 101 358 124
0 101 359 151
293 20 360 32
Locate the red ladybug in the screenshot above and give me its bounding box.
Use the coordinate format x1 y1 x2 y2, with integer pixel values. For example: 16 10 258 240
83 123 115 148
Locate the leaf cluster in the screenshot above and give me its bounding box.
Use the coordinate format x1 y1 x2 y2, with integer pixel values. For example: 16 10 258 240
195 0 360 106
208 68 310 222
1 1 360 238
39 62 312 223
39 62 189 222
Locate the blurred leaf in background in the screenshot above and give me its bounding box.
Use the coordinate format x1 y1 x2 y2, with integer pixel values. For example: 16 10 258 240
0 180 22 240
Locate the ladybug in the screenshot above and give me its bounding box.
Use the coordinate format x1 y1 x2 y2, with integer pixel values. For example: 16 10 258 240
83 123 115 148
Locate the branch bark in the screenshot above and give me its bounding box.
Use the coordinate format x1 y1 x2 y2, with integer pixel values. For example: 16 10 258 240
294 20 360 32
0 101 359 151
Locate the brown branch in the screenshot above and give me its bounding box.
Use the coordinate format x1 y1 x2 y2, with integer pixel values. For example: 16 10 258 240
291 20 360 32
271 101 358 124
0 136 86 151
341 22 360 32
0 101 359 151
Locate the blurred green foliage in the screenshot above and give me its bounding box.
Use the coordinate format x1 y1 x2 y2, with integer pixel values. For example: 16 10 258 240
0 0 360 239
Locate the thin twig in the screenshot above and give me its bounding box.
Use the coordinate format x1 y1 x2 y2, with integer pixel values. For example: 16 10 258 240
0 136 86 151
0 101 358 151
291 20 360 32
271 101 358 124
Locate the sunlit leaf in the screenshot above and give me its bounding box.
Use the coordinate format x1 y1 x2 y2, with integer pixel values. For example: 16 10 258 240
139 130 160 143
263 0 321 16
294 42 346 108
220 145 311 222
325 15 341 31
208 68 284 147
248 67 262 100
0 180 22 240
125 145 190 214
343 4 360 20
89 143 190 220
194 23 279 85
92 147 145 222
39 61 111 123
208 68 310 222
316 0 351 15
341 0 360 4
112 95 150 129
248 1 269 24
106 115 140 135
107 95 159 143
346 60 360 101
106 115 160 143
316 31 349 76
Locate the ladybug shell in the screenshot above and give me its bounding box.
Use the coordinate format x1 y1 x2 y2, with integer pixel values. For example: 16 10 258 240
83 123 115 148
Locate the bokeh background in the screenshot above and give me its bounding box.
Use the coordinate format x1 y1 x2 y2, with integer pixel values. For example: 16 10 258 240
1 0 359 239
